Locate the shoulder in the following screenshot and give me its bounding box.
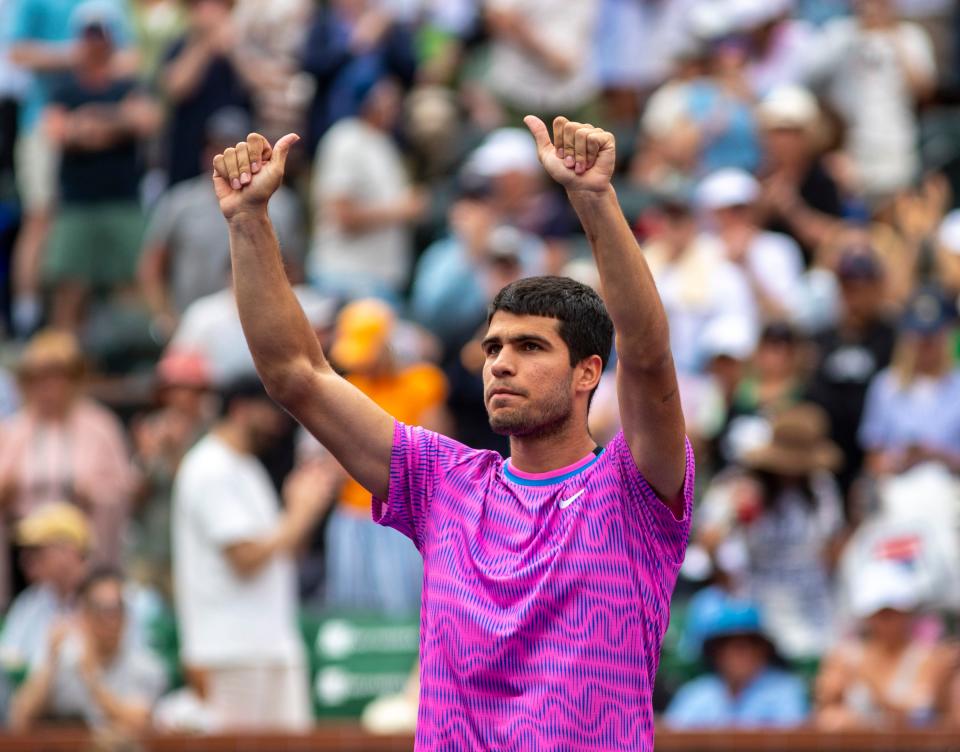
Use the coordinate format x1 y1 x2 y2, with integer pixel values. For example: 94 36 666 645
177 437 224 484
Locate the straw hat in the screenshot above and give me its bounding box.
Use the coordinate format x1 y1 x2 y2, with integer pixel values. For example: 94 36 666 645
741 404 843 476
17 329 84 380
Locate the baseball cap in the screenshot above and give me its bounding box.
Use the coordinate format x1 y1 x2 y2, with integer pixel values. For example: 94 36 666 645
757 85 819 131
156 349 212 390
465 129 541 179
70 1 125 41
901 285 957 335
850 560 922 619
695 169 760 210
330 299 395 371
16 502 92 552
701 315 757 361
937 209 960 255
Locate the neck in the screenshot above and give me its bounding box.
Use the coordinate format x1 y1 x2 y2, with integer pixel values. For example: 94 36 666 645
508 425 597 475
213 420 252 455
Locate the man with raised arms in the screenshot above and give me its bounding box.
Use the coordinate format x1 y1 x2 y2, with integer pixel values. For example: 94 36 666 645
212 114 693 750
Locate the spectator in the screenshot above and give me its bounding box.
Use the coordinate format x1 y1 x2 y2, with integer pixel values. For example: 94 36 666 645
411 181 546 353
735 0 816 96
172 377 334 729
756 85 845 256
699 404 846 660
127 350 215 593
0 502 91 671
232 0 313 142
0 330 136 606
717 321 807 467
139 107 306 340
169 269 335 386
859 285 960 476
696 169 807 323
305 299 449 615
159 0 252 186
815 560 958 729
807 0 936 202
8 566 167 732
309 75 426 301
482 0 599 120
641 188 758 375
807 247 897 497
42 4 161 331
300 0 416 155
7 0 134 336
665 595 808 728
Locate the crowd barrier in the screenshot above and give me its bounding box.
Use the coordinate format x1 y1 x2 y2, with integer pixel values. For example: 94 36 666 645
1 726 960 752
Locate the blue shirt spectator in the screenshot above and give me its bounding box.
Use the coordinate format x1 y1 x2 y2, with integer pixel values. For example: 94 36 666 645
666 667 809 728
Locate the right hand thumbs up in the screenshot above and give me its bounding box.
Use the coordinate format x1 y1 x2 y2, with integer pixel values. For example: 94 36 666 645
212 132 300 221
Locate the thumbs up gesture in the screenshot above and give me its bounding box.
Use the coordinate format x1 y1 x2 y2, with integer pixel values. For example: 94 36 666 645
523 115 616 194
212 132 300 220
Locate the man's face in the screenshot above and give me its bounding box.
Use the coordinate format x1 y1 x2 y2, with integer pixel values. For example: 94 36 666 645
712 635 770 688
35 542 87 593
481 312 581 438
239 398 288 453
841 277 882 324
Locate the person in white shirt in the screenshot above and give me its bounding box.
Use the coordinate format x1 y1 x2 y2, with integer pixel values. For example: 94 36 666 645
172 377 335 730
309 76 425 301
695 168 807 324
805 0 936 201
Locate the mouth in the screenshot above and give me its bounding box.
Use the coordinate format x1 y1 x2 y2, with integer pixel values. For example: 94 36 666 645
487 388 524 402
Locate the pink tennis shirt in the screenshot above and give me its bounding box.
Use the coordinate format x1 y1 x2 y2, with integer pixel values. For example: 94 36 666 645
373 421 695 750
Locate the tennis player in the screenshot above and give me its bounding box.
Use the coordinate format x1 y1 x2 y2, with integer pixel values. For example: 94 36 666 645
212 115 693 750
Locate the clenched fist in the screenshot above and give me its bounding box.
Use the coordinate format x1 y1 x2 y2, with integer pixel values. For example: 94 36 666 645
523 116 616 194
211 132 299 220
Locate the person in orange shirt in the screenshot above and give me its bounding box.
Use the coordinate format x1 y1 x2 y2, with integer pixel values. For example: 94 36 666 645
308 298 450 615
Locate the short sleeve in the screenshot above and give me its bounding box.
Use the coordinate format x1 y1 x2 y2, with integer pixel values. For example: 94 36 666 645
191 474 271 546
315 125 363 197
608 431 695 564
372 421 471 552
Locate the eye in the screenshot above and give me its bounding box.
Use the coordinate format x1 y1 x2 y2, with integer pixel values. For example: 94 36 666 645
483 343 501 357
522 341 541 352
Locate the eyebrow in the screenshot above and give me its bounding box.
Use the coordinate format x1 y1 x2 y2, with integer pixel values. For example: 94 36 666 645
480 333 553 350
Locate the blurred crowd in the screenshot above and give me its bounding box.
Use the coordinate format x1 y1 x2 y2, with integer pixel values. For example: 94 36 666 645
0 0 960 739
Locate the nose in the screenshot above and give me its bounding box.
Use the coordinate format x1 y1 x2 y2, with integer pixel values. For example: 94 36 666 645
490 348 516 379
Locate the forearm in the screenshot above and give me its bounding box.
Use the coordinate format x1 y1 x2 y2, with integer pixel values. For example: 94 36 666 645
86 678 151 731
8 666 55 730
228 211 331 396
9 42 74 72
161 40 214 102
567 186 671 369
226 510 315 578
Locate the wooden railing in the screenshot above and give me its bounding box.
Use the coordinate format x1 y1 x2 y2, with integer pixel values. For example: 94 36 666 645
2 726 960 752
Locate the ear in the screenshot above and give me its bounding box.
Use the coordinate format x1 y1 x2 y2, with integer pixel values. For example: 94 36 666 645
574 354 604 395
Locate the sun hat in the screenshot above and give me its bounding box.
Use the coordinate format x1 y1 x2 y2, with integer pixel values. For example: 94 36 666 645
16 502 92 552
330 299 395 372
741 403 843 476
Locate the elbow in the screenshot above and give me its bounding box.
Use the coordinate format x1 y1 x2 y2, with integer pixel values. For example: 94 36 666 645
259 357 324 411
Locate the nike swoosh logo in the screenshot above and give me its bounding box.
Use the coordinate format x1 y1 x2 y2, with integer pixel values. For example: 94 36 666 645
559 489 584 509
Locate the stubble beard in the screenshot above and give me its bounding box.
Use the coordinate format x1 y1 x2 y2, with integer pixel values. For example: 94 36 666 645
488 375 574 440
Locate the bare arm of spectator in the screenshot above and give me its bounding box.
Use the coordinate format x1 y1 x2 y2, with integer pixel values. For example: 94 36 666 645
224 461 337 578
213 133 395 499
160 33 222 103
329 190 427 234
78 651 152 733
8 41 76 72
7 622 70 731
526 115 686 508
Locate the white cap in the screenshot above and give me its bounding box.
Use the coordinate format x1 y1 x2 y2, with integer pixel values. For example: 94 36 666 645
687 0 736 42
701 315 758 361
850 560 923 619
695 169 760 210
730 0 794 30
757 85 820 130
937 209 960 255
465 129 541 178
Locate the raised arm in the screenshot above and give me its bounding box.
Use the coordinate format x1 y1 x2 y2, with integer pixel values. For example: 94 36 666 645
525 116 686 508
212 133 394 499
